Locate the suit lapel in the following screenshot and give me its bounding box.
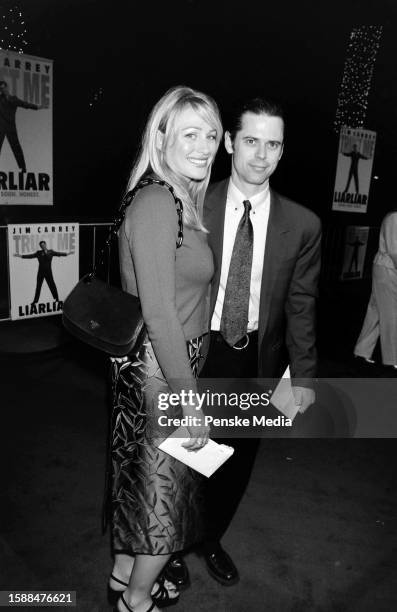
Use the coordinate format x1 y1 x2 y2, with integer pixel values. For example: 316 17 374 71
258 190 291 344
204 179 229 315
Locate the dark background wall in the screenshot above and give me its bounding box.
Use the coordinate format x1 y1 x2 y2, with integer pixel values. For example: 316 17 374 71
0 0 396 227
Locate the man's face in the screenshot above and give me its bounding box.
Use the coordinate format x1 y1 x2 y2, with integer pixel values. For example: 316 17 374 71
225 111 284 196
39 242 47 251
0 82 8 97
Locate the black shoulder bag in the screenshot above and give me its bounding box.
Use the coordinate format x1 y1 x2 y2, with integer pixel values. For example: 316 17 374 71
62 178 183 356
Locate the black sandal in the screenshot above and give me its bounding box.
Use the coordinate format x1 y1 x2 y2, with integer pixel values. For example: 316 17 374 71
108 574 128 606
151 574 180 608
118 594 155 612
109 573 179 609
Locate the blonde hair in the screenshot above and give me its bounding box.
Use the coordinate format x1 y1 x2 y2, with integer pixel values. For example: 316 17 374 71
127 86 223 230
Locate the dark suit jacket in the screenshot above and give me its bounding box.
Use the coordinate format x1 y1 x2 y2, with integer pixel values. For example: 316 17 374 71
203 179 322 386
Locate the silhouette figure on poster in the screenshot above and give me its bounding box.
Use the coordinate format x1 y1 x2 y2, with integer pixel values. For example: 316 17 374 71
343 144 368 193
14 241 74 304
0 80 48 172
347 237 365 273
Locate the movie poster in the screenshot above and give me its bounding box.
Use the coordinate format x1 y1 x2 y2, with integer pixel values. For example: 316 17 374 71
0 50 53 205
7 223 79 320
340 226 369 280
332 127 376 213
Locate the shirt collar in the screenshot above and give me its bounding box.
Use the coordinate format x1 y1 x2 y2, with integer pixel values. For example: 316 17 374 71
227 178 270 211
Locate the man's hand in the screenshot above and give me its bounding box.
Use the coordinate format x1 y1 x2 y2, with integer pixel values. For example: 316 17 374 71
292 386 315 414
13 254 22 258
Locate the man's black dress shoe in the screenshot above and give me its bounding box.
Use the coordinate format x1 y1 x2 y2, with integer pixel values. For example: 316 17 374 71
163 555 190 590
203 546 239 586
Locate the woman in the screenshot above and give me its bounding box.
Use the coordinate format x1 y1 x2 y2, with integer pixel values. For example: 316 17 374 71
354 211 397 368
109 86 222 612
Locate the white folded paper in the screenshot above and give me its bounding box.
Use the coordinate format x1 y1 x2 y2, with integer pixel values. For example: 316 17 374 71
270 366 300 421
158 426 234 477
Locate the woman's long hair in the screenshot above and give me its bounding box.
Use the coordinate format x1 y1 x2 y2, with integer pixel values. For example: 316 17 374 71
127 86 223 230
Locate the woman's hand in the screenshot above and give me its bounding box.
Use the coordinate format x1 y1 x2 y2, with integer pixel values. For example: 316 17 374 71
182 408 210 451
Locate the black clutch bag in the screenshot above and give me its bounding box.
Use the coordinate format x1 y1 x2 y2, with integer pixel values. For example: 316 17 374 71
62 178 183 356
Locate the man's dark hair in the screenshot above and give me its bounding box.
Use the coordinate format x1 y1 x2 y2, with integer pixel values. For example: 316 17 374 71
39 240 47 247
227 97 285 142
0 80 8 87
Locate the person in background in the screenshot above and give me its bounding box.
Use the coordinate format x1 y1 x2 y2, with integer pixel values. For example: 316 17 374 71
108 86 222 612
354 211 397 369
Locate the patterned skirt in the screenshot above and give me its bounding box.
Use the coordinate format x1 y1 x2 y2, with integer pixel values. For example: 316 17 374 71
110 331 204 555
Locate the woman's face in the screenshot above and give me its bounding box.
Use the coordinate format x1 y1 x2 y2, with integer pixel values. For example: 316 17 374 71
162 106 219 181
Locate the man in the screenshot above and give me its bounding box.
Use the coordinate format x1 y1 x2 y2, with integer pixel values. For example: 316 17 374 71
166 97 321 589
0 80 46 172
14 240 74 303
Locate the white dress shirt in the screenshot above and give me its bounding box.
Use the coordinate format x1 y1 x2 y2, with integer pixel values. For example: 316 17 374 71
211 179 271 333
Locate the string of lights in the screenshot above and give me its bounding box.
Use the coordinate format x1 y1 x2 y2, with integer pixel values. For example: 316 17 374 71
334 25 383 132
89 87 104 109
0 5 28 53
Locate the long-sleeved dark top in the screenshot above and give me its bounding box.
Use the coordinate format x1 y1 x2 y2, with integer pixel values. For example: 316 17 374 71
119 183 214 395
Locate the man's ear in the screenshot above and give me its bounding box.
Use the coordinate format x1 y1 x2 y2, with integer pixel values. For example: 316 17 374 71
224 131 234 155
156 130 165 151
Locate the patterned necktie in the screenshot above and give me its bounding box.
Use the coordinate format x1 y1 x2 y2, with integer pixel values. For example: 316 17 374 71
220 200 254 347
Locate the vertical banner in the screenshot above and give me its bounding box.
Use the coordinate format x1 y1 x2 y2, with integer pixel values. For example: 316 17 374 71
340 226 369 280
332 127 376 213
0 50 53 205
7 223 79 320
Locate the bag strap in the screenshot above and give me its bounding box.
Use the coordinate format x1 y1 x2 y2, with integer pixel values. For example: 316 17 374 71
92 177 184 276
